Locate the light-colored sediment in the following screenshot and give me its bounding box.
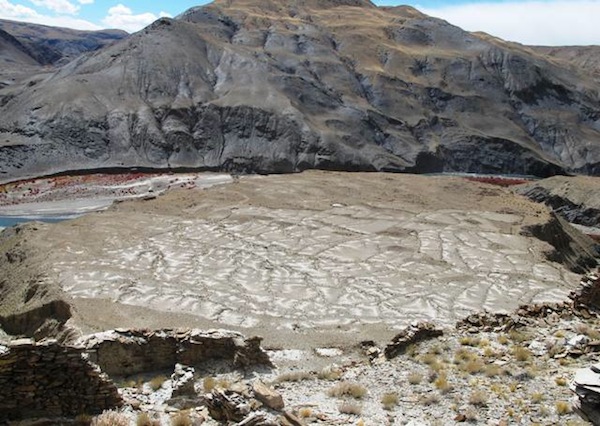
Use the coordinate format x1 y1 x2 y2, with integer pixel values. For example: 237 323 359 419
15 171 581 348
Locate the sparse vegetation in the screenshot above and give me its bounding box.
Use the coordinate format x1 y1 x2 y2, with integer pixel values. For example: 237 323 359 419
298 407 313 418
170 410 192 426
318 365 343 381
407 372 423 385
434 372 452 393
91 411 129 426
420 393 440 405
512 346 532 362
531 392 544 403
381 392 399 410
555 377 568 386
556 401 572 415
149 375 167 391
469 390 488 407
328 381 367 399
136 412 159 426
338 401 362 415
274 370 313 383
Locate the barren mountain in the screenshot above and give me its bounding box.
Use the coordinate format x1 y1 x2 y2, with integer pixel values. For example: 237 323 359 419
0 19 128 66
1 0 600 181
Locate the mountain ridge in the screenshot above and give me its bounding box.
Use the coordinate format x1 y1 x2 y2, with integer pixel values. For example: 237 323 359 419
0 1 599 181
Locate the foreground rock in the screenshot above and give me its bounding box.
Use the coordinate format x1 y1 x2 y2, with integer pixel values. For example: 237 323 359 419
2 0 600 180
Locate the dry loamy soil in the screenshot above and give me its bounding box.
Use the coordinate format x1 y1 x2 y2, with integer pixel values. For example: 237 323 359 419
0 171 595 350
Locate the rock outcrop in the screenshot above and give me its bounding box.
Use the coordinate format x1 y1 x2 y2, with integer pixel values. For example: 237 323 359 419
517 176 600 228
521 213 598 274
384 322 443 359
78 328 272 376
1 0 600 181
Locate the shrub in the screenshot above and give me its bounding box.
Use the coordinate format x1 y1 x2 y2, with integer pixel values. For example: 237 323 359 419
420 393 440 405
512 346 532 362
274 371 313 383
483 364 502 377
531 392 544 403
459 336 480 346
434 373 452 393
318 366 343 381
327 381 367 399
469 390 488 407
91 411 129 426
381 392 399 410
556 401 572 415
461 359 484 374
171 411 192 426
407 372 423 385
338 401 362 415
555 377 568 386
203 377 216 392
298 407 313 418
137 412 160 426
149 375 167 391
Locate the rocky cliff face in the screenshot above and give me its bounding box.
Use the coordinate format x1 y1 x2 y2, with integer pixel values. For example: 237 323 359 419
1 0 600 181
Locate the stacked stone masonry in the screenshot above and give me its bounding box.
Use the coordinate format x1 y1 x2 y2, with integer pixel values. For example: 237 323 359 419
0 338 122 422
0 328 271 422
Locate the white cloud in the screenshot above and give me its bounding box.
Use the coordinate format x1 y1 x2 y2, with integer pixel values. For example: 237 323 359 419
30 0 79 15
0 0 99 29
78 0 93 3
421 0 600 46
102 3 165 32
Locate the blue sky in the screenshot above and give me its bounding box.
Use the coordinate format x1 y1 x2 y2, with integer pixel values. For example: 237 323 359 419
0 0 599 46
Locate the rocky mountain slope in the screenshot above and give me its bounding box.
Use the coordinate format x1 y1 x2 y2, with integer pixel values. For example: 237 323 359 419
1 0 600 181
0 19 128 66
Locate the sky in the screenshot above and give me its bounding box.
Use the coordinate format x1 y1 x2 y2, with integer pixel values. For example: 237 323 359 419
0 0 599 46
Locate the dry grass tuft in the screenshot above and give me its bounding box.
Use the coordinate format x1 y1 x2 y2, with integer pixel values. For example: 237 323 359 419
555 377 568 386
512 346 532 362
555 401 572 415
459 336 481 346
434 372 452 393
469 390 488 407
298 407 313 418
274 371 313 383
318 366 343 381
381 392 399 410
419 393 440 406
171 411 192 426
136 412 160 426
407 372 423 385
91 411 129 426
338 401 362 415
149 375 167 391
327 381 367 399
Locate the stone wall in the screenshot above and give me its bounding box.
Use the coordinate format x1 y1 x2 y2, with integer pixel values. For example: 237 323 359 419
0 338 122 422
0 328 272 422
79 329 272 377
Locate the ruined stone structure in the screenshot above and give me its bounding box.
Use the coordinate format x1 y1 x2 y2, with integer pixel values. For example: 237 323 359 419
0 328 272 422
0 338 122 422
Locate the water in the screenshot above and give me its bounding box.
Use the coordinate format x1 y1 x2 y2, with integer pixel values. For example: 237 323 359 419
0 216 71 231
